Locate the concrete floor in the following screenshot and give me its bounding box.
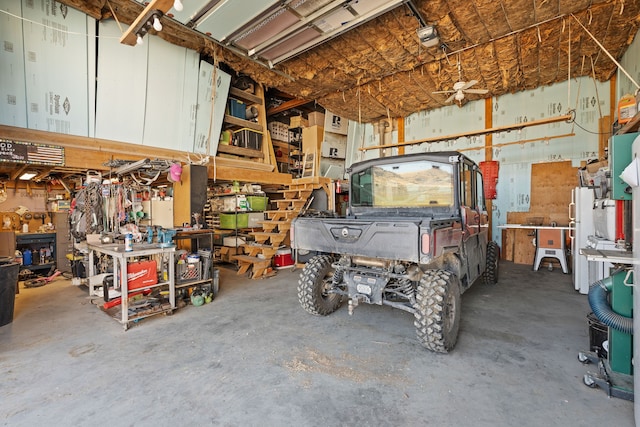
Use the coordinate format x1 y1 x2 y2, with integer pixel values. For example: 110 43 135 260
0 261 634 426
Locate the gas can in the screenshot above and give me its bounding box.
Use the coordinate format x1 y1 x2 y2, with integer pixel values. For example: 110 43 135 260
618 94 637 124
23 249 32 266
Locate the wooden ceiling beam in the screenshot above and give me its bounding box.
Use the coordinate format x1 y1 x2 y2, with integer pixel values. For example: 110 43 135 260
119 0 175 46
267 98 312 116
0 125 291 185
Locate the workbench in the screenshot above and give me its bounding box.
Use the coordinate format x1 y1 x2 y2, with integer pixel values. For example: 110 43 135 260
87 242 176 330
498 224 572 271
579 248 639 265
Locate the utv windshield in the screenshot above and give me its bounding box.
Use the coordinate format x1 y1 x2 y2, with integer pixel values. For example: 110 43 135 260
350 160 454 209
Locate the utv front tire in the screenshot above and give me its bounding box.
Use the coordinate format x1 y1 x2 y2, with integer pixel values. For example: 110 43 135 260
414 270 461 353
298 255 342 315
483 241 500 285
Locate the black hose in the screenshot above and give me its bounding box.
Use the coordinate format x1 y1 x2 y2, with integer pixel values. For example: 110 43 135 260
588 277 633 334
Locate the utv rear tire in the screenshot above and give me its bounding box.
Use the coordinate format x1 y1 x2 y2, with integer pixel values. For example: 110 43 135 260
298 255 342 315
414 270 461 353
483 241 499 285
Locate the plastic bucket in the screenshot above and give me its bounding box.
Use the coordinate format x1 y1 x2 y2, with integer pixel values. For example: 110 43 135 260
0 262 20 326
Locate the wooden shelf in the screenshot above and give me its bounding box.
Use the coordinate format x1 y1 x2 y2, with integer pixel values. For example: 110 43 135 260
229 87 262 106
217 144 264 158
224 115 263 131
616 111 640 135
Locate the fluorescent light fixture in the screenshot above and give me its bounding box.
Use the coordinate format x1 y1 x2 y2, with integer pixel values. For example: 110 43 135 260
19 172 37 180
115 158 150 175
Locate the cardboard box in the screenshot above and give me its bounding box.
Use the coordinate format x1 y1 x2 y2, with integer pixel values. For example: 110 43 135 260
321 135 347 159
302 125 324 155
308 111 325 127
247 212 265 227
585 160 608 174
290 116 308 128
223 236 246 247
221 195 247 212
127 260 158 290
324 111 348 135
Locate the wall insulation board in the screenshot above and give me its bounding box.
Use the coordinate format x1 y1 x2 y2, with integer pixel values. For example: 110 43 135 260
179 50 200 152
94 20 147 144
490 76 608 245
142 37 199 151
345 120 367 166
21 0 89 135
404 99 486 165
193 61 230 155
0 0 27 128
617 30 640 102
86 15 96 138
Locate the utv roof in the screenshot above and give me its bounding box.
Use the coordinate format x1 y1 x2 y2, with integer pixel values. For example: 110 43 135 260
347 151 472 174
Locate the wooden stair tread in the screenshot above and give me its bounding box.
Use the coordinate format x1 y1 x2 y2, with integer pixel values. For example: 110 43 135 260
233 255 270 263
277 189 313 194
216 144 264 158
276 198 305 203
250 232 288 237
265 210 297 215
233 254 273 279
241 244 279 257
264 211 298 220
240 243 279 249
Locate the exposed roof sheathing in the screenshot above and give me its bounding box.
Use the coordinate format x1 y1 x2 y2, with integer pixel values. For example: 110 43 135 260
66 0 640 122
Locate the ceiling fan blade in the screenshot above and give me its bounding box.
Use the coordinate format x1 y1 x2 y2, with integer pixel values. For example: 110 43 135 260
432 90 455 94
460 80 478 90
445 93 456 103
464 88 489 94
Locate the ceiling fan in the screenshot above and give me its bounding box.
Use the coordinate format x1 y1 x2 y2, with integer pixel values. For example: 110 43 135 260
433 56 488 104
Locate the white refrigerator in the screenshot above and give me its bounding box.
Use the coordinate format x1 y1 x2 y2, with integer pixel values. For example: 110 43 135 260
569 186 595 294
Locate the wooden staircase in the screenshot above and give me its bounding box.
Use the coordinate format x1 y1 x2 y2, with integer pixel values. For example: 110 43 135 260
232 179 322 279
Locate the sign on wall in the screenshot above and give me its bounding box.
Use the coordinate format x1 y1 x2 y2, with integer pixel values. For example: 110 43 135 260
0 139 64 166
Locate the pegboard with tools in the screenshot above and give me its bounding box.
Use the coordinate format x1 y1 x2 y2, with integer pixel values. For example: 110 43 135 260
2 211 54 233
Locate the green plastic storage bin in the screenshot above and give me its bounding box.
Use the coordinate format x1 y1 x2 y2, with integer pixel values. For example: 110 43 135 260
219 213 249 229
246 196 268 211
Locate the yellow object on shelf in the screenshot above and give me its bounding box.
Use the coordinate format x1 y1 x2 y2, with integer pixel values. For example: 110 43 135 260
618 94 637 124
